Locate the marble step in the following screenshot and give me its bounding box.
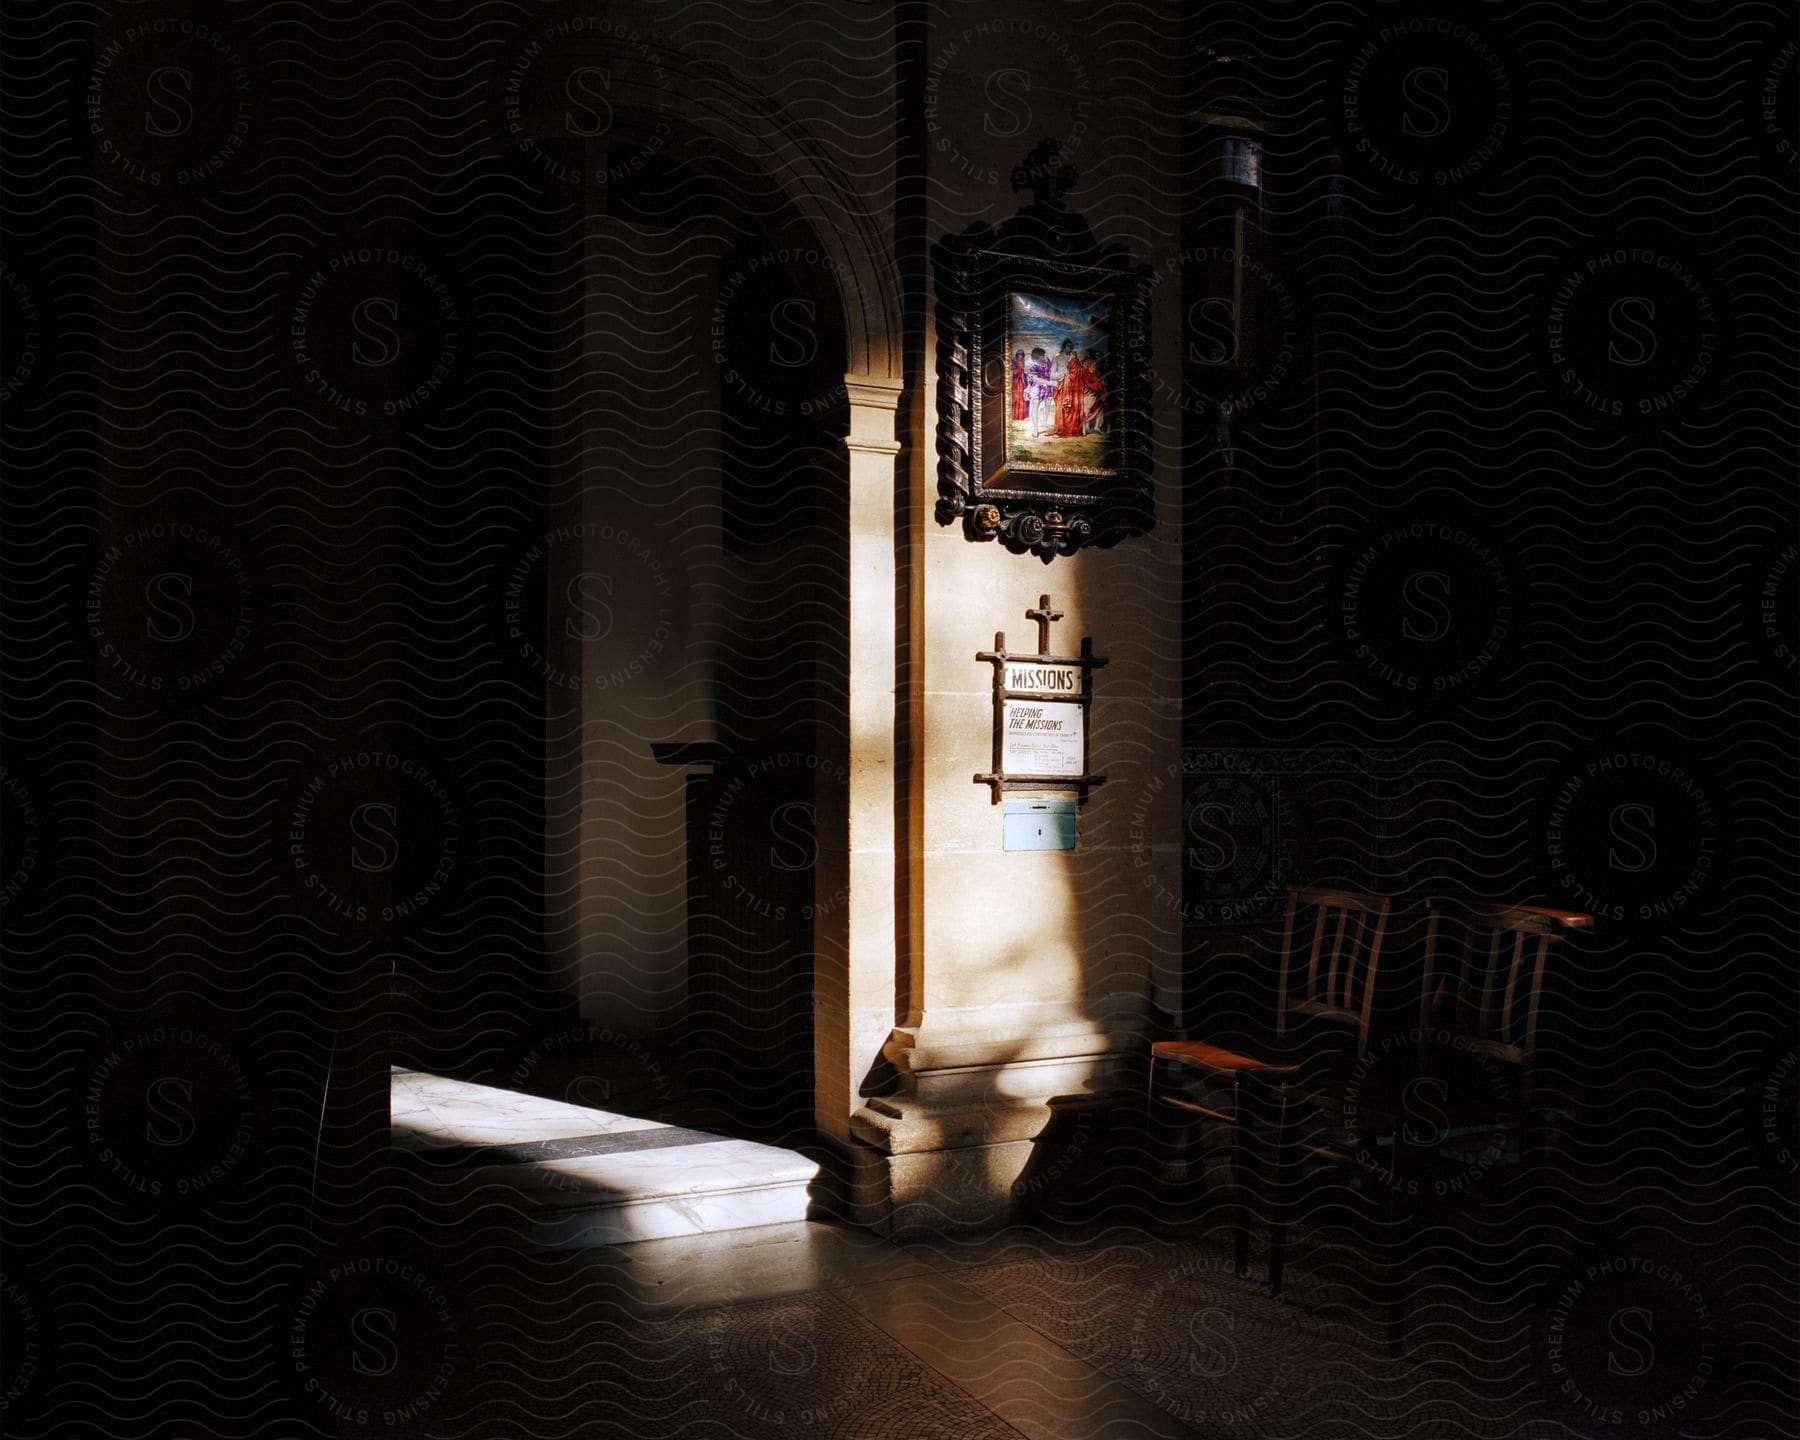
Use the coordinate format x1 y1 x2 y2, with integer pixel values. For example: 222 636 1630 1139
391 1068 819 1246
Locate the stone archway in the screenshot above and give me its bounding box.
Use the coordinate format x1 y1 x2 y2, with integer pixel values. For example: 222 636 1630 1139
503 32 901 381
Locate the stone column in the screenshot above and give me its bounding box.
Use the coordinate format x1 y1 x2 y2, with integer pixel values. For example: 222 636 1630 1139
844 0 1184 1239
814 376 904 1143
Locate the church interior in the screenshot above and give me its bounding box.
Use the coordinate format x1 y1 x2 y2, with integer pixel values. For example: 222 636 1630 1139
3 2 1797 1436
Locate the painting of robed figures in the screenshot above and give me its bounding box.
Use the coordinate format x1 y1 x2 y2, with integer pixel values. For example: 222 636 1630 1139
1005 289 1111 473
935 242 1152 554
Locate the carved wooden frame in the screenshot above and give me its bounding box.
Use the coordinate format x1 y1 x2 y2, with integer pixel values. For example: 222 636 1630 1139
936 244 1154 561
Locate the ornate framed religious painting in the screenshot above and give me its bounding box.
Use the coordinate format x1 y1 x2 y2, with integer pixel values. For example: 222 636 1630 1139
936 246 1154 560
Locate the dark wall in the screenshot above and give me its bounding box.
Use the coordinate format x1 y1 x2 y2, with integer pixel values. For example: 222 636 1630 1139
1175 3 1797 1189
2 7 581 1432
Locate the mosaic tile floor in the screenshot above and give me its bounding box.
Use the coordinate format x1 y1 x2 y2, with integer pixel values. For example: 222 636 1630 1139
415 1213 1791 1440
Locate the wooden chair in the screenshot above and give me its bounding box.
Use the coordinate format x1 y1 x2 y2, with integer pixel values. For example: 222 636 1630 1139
1415 899 1594 1166
1270 898 1594 1352
1146 886 1394 1282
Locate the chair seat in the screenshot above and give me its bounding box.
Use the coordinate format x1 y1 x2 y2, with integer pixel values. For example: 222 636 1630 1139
1150 1040 1302 1078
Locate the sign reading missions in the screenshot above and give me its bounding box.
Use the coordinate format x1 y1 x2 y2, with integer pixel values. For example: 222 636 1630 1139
1003 663 1080 694
975 594 1107 804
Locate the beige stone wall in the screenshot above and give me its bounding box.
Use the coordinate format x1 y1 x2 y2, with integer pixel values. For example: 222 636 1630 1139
915 1 1185 1033
843 0 1186 1231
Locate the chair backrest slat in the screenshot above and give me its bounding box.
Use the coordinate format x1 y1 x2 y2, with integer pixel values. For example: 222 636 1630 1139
1326 908 1349 1007
1524 934 1552 1076
1419 906 1443 1039
1454 927 1477 1036
1304 906 1327 1003
1274 892 1302 1037
1361 903 1391 1045
1478 926 1504 1041
1499 929 1527 1042
1347 911 1371 1009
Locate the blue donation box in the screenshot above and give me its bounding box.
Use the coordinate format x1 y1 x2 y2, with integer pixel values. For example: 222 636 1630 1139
1002 797 1077 851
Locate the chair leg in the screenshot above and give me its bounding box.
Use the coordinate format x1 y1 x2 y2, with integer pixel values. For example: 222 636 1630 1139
1142 1056 1159 1204
1145 1058 1205 1225
1385 1132 1409 1356
1268 1085 1292 1298
1145 1057 1180 1219
1230 1075 1251 1279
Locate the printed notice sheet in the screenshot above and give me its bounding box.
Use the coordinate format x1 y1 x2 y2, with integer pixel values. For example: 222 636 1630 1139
1000 699 1084 776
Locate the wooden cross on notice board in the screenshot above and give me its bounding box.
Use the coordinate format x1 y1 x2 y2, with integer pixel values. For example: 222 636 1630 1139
973 594 1106 804
1025 594 1064 654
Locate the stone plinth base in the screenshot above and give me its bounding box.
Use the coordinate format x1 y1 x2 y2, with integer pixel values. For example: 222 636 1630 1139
843 995 1150 1235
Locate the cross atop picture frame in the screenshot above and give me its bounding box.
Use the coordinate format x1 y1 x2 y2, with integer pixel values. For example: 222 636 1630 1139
936 241 1154 561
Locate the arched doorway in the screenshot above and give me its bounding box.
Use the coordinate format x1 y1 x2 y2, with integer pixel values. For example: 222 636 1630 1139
526 101 869 1145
